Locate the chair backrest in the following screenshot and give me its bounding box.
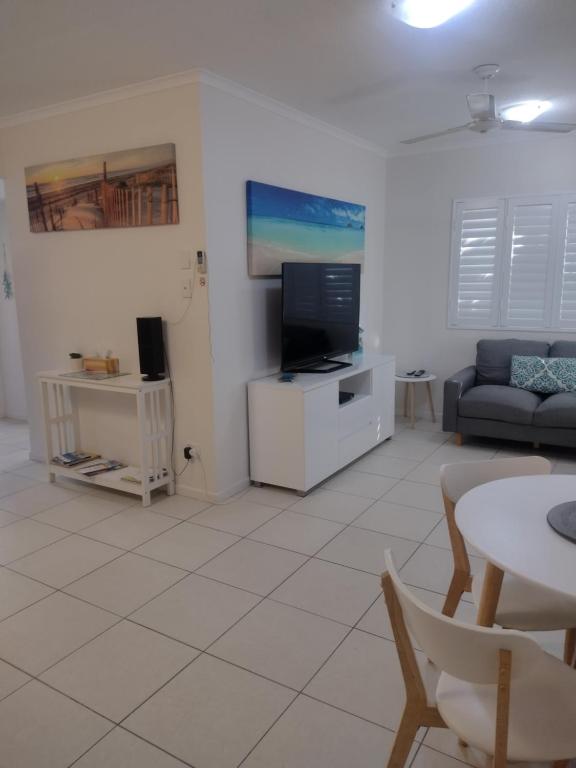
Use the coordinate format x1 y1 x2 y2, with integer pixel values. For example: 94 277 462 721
383 550 542 685
440 456 551 504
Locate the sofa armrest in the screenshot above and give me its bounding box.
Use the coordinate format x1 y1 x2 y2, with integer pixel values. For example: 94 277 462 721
443 366 477 432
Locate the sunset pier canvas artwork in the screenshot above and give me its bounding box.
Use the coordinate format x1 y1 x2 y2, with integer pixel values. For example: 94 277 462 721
246 181 365 277
25 143 179 232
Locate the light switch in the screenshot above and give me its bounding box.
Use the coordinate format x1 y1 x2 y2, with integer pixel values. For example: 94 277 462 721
180 250 192 270
182 278 193 298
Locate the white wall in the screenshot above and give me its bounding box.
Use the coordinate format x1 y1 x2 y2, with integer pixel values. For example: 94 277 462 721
383 136 576 416
0 83 218 496
199 82 388 498
0 194 27 420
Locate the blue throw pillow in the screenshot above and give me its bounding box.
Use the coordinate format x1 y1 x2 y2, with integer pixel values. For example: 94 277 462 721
510 355 576 394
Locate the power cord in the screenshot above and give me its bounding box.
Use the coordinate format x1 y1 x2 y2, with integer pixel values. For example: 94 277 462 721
163 256 209 490
167 260 197 326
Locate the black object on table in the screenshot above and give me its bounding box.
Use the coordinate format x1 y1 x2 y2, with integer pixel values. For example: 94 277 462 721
547 502 576 544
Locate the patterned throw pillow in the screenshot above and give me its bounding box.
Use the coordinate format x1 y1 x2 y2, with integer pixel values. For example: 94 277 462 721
510 355 576 394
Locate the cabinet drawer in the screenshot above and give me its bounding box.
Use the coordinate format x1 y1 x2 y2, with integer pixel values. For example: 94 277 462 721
338 395 372 439
338 424 375 466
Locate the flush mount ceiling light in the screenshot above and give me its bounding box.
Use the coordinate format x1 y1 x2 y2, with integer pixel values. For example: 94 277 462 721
388 0 475 28
501 100 552 123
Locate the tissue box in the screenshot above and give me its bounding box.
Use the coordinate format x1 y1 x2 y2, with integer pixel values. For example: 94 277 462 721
82 357 119 374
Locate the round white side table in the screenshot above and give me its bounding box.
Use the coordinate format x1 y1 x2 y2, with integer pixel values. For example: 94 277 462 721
395 374 436 428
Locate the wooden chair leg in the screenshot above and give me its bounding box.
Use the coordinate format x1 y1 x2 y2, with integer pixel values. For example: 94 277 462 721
454 432 463 446
476 562 504 627
442 570 469 617
387 708 420 768
563 628 576 666
493 649 511 768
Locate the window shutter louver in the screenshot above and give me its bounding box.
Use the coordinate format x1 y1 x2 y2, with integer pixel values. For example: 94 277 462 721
449 200 504 328
501 200 555 329
558 201 576 329
449 194 576 331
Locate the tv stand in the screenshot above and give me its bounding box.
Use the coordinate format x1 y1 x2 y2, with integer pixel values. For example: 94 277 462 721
286 359 353 374
248 353 395 494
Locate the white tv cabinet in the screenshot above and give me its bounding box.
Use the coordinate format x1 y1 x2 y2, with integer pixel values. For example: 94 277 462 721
248 353 395 494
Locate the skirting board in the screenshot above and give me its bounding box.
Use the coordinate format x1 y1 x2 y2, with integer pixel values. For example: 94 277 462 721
395 408 443 419
176 476 251 504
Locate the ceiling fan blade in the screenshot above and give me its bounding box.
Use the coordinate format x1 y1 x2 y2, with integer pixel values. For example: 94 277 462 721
502 120 576 134
467 93 496 121
400 124 472 144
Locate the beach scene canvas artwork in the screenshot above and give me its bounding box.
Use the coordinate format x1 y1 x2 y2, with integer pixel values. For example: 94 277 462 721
25 143 178 232
246 181 365 276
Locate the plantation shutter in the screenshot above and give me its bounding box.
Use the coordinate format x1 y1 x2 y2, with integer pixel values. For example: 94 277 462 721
501 199 555 329
449 199 504 327
558 200 576 329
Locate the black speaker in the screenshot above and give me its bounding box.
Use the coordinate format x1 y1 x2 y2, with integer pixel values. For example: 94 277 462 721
137 317 165 381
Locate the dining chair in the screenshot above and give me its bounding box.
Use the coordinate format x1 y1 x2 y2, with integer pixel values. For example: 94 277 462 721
440 456 576 664
382 549 576 768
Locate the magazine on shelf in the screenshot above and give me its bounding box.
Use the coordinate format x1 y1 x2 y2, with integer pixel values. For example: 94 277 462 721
76 460 125 477
52 451 100 467
121 468 169 484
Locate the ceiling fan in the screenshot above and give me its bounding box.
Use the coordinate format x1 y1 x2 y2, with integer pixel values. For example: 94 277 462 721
401 64 576 144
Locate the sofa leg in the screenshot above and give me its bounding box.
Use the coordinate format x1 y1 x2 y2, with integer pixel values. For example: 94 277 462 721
454 433 463 446
533 441 540 450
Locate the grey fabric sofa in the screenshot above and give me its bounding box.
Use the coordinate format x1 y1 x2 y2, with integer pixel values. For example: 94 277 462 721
443 339 576 448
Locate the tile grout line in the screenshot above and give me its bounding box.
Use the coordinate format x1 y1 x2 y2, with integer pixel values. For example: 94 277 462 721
1 420 569 765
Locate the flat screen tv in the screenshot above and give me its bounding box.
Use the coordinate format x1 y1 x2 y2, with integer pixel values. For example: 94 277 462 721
281 262 361 373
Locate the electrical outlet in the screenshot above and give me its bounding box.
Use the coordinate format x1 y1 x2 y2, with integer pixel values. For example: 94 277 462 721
184 444 200 461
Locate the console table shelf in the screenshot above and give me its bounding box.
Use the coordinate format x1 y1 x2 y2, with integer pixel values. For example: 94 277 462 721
37 372 175 506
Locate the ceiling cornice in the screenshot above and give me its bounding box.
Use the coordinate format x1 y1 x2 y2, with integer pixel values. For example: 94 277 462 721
196 70 387 157
0 69 203 129
0 67 387 157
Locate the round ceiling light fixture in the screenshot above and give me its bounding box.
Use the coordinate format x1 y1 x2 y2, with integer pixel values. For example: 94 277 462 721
388 0 476 28
501 100 552 123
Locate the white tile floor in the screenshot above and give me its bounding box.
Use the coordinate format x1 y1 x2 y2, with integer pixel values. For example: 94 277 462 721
0 416 574 767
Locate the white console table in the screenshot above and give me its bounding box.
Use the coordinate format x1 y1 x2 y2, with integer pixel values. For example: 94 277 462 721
38 371 175 506
248 353 395 494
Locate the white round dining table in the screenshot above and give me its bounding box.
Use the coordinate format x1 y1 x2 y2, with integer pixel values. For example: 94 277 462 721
455 474 576 626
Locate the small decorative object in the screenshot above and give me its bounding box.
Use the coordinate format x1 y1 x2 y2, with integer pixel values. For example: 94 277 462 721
25 143 179 232
2 243 13 300
69 352 83 372
246 181 366 277
82 356 119 374
547 502 576 544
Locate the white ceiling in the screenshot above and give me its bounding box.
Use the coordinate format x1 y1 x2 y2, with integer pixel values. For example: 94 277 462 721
1 0 576 152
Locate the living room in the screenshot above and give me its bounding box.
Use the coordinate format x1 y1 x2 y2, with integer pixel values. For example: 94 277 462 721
0 1 575 766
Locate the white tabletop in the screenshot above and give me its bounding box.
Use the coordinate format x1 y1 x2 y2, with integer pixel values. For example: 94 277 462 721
395 374 436 383
250 353 395 393
37 371 170 392
456 475 576 599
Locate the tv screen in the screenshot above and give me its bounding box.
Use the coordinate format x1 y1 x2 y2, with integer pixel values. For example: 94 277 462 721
282 262 361 371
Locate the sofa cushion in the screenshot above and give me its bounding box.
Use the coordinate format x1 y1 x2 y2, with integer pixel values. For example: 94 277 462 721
458 385 542 425
510 355 576 394
550 341 576 359
534 392 576 429
476 339 550 386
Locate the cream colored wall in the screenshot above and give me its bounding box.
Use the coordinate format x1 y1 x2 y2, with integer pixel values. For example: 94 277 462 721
0 83 217 497
200 82 388 498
